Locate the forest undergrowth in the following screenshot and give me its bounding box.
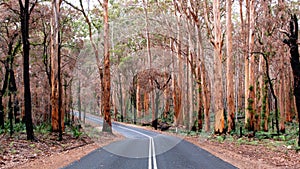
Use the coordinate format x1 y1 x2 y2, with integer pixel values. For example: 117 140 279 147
0 121 121 169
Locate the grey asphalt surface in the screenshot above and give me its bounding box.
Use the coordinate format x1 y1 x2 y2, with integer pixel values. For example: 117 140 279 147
63 113 237 169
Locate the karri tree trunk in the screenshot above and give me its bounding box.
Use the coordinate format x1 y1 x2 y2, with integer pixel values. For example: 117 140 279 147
173 7 183 126
243 0 250 130
50 0 64 139
285 70 292 122
226 0 235 133
136 81 141 121
186 18 194 130
201 42 210 132
102 0 112 132
279 63 285 133
246 0 256 131
195 23 204 132
19 0 34 140
213 0 225 134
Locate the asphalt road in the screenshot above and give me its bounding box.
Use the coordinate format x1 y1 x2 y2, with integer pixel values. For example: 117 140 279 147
63 114 237 169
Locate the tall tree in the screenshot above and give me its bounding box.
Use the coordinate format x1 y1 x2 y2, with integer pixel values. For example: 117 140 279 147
50 0 64 141
226 0 235 133
203 0 225 133
18 0 35 140
102 0 112 132
173 0 183 127
245 0 256 131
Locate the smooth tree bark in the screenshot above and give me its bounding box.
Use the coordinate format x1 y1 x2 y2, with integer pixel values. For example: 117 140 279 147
198 25 210 132
136 80 141 120
226 0 235 133
186 16 194 130
243 0 250 130
18 0 35 140
77 77 82 121
173 1 183 126
212 0 225 134
279 58 286 133
203 0 222 132
245 0 256 131
195 22 205 132
50 0 64 140
102 0 112 133
285 70 292 122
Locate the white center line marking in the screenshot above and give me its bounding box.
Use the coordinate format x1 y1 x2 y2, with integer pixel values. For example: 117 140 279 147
148 139 152 169
116 125 158 169
151 138 158 169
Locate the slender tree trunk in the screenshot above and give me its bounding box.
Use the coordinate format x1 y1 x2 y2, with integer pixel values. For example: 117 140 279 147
201 48 210 132
285 71 292 122
118 70 124 122
185 19 191 130
19 0 34 140
279 69 285 133
50 0 62 134
262 77 269 131
136 81 141 121
246 0 256 131
226 0 235 133
144 93 149 118
77 77 81 121
258 53 264 131
163 80 170 120
8 94 13 136
57 20 63 140
195 24 203 132
244 0 250 130
174 12 183 127
102 0 112 133
153 90 159 130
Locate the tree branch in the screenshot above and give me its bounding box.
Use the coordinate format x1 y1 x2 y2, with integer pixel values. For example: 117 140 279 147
63 0 83 12
29 0 38 15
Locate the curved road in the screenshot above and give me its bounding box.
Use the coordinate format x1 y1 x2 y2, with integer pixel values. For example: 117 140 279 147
63 114 237 169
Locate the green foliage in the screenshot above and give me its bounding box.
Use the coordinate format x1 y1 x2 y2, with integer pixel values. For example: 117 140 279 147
216 135 226 143
35 123 52 134
248 98 254 105
14 123 26 133
187 131 198 137
255 131 273 140
70 126 83 138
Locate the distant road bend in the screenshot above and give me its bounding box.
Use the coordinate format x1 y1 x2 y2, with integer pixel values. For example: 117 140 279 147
64 113 237 169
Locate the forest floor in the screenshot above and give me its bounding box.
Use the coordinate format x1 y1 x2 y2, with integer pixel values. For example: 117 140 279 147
2 119 300 169
186 135 300 169
0 120 124 169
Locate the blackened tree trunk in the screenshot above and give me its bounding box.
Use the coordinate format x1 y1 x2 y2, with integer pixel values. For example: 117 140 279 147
19 0 34 140
283 14 300 146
